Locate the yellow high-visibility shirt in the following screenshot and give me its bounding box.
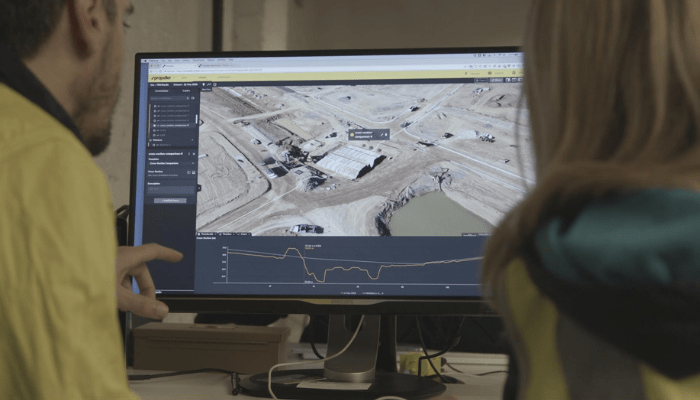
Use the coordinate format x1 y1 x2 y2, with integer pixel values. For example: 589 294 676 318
496 257 700 400
0 83 139 400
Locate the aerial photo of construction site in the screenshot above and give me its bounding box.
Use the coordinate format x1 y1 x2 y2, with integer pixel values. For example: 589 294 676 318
195 82 534 236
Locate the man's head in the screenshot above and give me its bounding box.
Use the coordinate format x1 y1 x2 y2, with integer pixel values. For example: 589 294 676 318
0 0 133 156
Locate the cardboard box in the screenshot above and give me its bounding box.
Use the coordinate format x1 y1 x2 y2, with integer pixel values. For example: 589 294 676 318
133 322 290 374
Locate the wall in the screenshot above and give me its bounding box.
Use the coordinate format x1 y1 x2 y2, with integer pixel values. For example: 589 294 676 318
94 0 212 208
286 0 530 50
226 0 289 51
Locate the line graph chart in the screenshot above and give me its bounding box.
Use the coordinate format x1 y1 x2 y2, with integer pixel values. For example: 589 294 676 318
225 246 482 283
194 234 488 297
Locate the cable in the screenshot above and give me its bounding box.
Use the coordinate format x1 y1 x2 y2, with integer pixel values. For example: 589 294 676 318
414 317 443 381
267 315 366 399
414 316 467 382
474 370 508 376
445 361 465 374
308 315 325 359
443 361 507 377
470 316 498 344
127 368 237 381
128 368 240 395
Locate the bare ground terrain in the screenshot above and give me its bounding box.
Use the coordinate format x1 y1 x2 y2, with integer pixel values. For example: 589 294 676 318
196 83 533 236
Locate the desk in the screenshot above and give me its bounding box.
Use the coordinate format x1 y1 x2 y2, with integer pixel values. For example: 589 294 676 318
129 356 507 400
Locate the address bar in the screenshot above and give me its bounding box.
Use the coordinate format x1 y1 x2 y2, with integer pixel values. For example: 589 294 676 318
150 63 520 75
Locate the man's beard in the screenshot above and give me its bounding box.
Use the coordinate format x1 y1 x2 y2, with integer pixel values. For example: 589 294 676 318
72 37 121 156
81 112 113 156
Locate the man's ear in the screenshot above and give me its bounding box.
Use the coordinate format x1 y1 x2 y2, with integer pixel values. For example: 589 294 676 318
67 0 109 58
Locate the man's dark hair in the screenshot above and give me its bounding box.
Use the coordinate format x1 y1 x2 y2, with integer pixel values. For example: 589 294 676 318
0 0 117 59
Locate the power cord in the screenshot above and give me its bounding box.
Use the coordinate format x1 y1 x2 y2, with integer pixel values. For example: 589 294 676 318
445 360 465 374
474 370 509 376
444 362 507 377
414 316 466 383
308 314 325 359
469 316 498 344
128 368 241 395
267 315 366 399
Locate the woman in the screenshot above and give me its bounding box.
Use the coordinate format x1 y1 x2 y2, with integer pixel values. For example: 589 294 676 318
483 1 700 398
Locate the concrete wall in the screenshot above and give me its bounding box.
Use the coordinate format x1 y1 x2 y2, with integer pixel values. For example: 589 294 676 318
227 0 289 51
95 0 212 208
97 0 529 209
286 0 530 50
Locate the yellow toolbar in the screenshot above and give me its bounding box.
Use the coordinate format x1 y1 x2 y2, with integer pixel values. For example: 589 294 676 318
148 69 523 83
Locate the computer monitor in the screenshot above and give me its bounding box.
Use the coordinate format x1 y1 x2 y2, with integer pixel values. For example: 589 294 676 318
129 47 531 399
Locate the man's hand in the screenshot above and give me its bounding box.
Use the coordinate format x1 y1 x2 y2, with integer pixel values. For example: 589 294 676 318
116 244 183 320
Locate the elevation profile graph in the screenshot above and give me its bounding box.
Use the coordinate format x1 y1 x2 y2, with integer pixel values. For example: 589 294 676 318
225 246 482 284
194 234 488 297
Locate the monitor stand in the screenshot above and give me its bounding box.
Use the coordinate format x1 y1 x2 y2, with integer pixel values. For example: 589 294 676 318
240 315 446 400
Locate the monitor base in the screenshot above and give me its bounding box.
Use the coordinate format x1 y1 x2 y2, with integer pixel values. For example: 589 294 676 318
240 369 446 400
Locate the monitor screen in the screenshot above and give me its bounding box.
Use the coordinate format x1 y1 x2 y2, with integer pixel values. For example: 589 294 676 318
129 48 533 315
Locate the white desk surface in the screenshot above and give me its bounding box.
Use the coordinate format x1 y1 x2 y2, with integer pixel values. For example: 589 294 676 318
129 358 507 400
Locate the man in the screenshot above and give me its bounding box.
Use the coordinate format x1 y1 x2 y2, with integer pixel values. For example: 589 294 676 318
0 0 182 398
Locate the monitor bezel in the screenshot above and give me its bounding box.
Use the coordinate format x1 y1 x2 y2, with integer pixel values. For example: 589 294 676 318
129 46 520 316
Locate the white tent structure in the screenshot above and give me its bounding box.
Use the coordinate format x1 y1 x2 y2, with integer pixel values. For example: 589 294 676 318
316 145 382 179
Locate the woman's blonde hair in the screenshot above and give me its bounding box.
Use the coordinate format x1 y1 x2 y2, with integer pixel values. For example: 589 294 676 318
482 0 700 299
